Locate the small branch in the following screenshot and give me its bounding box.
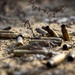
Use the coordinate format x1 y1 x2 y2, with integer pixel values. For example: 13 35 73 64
24 20 35 38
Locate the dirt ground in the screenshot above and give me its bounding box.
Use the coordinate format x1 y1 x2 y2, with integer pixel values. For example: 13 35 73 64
0 0 75 75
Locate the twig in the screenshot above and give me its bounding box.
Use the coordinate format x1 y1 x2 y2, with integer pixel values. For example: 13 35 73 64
28 0 65 17
24 20 35 38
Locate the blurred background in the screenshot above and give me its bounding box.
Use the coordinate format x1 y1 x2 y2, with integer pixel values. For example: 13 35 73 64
0 0 75 25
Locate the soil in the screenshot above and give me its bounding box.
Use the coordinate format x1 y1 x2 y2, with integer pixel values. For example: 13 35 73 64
0 0 75 75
